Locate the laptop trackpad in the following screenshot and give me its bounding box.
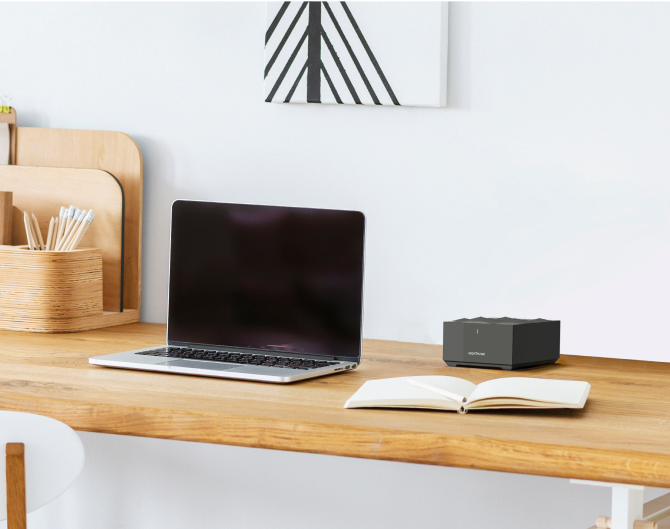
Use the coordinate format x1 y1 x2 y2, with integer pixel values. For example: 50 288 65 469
159 360 238 371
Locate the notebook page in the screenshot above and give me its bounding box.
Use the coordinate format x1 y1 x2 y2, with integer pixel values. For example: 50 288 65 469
407 376 477 401
344 376 472 410
468 377 589 405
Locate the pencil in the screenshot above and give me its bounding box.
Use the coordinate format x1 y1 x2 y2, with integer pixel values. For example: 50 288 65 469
52 216 60 250
53 215 59 251
55 207 67 250
60 210 86 251
23 211 36 250
23 212 31 249
31 212 45 251
66 210 91 251
56 208 80 251
58 210 81 251
29 216 40 250
68 210 94 251
66 206 79 231
45 216 55 251
62 206 76 238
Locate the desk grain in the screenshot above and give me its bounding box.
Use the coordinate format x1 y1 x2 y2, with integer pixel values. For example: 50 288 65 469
0 323 669 487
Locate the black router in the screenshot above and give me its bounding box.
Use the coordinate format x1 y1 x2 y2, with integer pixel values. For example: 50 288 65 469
443 317 560 370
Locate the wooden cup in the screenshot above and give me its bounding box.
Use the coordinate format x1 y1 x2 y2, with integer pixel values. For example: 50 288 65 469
0 246 103 332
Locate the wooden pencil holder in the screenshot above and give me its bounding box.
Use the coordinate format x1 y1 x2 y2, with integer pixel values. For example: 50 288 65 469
0 246 103 333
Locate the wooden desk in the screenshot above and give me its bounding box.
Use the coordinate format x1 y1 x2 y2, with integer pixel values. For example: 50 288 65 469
1 323 669 489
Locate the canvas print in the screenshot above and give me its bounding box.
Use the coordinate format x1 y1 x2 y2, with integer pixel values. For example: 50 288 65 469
264 2 449 107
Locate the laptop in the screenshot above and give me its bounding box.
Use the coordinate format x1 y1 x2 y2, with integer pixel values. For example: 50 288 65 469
89 200 365 383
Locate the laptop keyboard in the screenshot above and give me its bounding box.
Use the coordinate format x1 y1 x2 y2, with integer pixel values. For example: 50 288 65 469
136 347 340 370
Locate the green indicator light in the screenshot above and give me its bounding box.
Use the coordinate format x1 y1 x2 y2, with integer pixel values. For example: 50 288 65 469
477 329 479 334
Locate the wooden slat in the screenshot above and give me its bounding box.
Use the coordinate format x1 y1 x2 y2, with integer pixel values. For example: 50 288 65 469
1 324 670 487
15 127 142 312
6 442 26 529
645 493 670 518
646 492 670 528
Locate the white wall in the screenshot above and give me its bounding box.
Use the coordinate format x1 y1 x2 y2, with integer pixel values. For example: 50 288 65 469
4 1 669 362
2 3 669 529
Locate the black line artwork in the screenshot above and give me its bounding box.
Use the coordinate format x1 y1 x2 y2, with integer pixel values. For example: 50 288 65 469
340 2 399 105
306 2 321 103
267 29 309 102
321 26 360 104
320 62 342 104
265 2 308 80
265 2 290 45
322 1 378 105
264 1 400 105
285 61 308 103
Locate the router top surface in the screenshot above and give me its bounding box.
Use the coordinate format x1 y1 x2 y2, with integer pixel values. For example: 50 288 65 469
451 317 554 325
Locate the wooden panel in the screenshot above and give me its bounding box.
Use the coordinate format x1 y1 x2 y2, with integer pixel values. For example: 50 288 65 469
0 191 11 244
1 325 670 487
15 128 142 311
6 443 27 529
0 109 17 165
0 166 124 312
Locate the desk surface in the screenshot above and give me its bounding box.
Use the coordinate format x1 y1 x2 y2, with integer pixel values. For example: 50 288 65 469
1 323 669 487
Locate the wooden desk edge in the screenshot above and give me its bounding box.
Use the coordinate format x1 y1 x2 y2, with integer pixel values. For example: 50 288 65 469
1 392 668 488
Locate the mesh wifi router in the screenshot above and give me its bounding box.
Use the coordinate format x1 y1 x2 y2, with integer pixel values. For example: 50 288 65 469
443 317 560 370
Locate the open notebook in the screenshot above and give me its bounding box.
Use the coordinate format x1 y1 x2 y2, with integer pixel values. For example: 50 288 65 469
344 376 591 414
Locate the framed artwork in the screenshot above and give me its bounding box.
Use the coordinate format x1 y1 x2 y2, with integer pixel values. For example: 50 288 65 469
264 2 449 107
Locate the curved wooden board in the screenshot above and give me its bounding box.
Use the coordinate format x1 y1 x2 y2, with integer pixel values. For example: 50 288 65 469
0 166 123 312
15 128 142 312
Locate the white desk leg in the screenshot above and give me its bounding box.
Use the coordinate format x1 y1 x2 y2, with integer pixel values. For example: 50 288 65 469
611 487 644 529
571 479 644 529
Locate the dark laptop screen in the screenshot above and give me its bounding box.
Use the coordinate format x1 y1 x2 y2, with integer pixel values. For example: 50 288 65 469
167 201 365 359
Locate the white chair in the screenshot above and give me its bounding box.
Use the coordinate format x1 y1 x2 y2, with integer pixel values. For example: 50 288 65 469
1 411 85 528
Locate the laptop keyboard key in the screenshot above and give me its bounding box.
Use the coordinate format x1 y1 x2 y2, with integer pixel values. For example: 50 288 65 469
136 348 348 370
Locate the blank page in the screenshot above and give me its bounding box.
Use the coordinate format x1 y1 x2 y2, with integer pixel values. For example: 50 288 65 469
407 376 477 401
344 376 474 410
468 377 590 405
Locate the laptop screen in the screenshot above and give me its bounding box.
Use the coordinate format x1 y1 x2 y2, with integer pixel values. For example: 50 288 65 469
167 201 365 359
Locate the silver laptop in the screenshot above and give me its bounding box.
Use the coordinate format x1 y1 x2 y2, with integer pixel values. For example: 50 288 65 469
90 200 365 383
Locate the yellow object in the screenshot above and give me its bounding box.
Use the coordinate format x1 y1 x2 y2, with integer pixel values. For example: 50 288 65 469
0 106 10 114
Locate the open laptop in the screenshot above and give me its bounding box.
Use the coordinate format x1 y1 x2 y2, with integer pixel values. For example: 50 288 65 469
89 200 365 383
